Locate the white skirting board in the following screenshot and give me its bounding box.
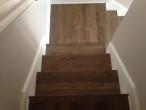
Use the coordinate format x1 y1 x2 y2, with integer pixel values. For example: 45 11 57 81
20 1 51 110
20 35 47 110
106 42 140 110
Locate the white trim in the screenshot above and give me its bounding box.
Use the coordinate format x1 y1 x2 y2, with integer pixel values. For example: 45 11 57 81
106 43 135 88
0 0 35 34
20 35 46 110
109 0 128 11
51 0 106 4
106 42 140 110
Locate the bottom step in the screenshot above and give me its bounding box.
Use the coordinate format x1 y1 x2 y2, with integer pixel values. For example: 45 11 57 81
29 95 130 110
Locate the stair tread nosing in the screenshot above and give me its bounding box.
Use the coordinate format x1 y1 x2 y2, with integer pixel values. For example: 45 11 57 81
46 42 106 55
30 94 129 102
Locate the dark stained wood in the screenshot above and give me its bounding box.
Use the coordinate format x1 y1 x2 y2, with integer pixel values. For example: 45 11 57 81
50 4 108 44
46 42 105 55
30 95 129 102
41 54 112 72
36 82 120 96
118 16 124 26
36 71 120 96
36 71 119 84
106 11 118 41
29 95 130 110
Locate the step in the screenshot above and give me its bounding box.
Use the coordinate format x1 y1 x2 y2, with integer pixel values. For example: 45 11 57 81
106 11 118 41
29 95 130 110
41 54 112 72
35 71 120 96
50 4 108 44
46 43 105 55
36 70 119 84
118 16 124 26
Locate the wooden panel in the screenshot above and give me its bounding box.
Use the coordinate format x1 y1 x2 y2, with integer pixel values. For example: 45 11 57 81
36 70 119 84
30 95 129 102
36 82 120 96
50 4 108 44
41 54 112 72
46 42 105 55
29 95 130 110
106 11 118 41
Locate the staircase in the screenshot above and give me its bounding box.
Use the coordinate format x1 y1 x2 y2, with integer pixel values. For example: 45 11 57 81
29 3 129 110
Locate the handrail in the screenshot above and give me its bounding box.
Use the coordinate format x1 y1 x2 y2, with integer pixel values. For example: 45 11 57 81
0 0 35 34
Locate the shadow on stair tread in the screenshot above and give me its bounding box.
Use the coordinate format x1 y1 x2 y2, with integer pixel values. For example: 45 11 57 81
29 95 130 110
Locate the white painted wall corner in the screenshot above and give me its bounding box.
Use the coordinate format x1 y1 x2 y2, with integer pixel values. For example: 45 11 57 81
19 0 51 110
106 42 140 110
20 34 46 110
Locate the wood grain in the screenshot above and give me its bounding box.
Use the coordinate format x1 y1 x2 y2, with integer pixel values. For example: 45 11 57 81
29 95 130 110
106 11 118 41
41 54 112 72
50 4 108 44
46 42 105 55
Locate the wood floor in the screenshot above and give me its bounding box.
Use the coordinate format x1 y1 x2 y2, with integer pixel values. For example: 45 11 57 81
50 4 108 44
29 4 128 110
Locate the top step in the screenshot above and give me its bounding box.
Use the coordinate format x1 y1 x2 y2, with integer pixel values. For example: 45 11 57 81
46 43 105 55
50 4 108 44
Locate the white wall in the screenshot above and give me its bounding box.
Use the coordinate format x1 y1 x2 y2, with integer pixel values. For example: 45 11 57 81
0 0 50 110
51 0 106 4
110 0 146 110
0 0 25 21
114 0 133 8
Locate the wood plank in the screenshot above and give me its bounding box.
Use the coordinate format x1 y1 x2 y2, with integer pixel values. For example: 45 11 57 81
50 4 108 44
29 95 130 110
106 11 118 41
30 94 129 102
36 70 119 84
41 54 112 72
46 42 105 55
36 82 120 96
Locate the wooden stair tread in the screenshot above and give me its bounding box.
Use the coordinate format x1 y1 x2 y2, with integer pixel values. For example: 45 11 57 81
36 70 120 96
35 82 120 96
37 70 119 83
29 95 130 110
106 11 118 41
42 54 112 72
30 94 129 102
46 42 105 55
50 4 108 44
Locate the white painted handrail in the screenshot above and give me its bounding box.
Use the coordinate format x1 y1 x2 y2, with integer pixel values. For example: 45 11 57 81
0 0 35 33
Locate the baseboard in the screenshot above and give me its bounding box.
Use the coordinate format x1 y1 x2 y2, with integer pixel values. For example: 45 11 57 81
107 0 128 16
20 34 47 110
106 42 140 110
